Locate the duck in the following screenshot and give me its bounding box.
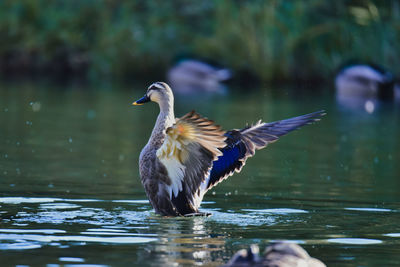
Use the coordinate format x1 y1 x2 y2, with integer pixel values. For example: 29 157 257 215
224 243 326 267
167 59 231 94
132 82 325 216
335 64 396 100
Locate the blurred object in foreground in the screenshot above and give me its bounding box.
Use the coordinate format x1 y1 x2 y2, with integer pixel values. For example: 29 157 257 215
167 59 231 95
223 242 325 267
335 64 400 113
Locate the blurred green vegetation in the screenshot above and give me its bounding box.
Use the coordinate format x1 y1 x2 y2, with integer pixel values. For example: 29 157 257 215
0 0 399 83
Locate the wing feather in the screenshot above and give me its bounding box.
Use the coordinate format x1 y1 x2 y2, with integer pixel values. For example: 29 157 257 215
156 111 226 210
206 110 325 190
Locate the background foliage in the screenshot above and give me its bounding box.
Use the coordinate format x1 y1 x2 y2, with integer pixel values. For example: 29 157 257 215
0 0 399 83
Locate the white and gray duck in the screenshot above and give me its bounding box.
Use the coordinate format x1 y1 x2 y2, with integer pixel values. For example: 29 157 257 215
132 82 325 216
335 63 399 100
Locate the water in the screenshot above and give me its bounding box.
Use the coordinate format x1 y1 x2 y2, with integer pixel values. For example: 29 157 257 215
1 81 400 266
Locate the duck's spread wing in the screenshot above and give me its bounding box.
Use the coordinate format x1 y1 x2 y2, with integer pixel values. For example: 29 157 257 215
156 111 226 211
206 110 325 190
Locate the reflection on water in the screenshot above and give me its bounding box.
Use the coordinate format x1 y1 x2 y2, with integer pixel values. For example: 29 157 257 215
1 194 400 266
1 82 400 266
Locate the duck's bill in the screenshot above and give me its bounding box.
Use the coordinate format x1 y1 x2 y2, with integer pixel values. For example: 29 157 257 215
132 95 150 105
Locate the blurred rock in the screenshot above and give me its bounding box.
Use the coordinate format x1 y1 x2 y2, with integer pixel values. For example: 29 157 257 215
167 59 231 95
223 242 325 267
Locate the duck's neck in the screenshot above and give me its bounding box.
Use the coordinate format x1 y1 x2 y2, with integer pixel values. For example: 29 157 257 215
148 98 175 148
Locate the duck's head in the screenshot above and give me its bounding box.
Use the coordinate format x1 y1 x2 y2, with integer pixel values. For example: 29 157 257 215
132 82 173 107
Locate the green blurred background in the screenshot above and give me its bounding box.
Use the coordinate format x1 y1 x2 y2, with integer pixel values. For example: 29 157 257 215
1 0 399 84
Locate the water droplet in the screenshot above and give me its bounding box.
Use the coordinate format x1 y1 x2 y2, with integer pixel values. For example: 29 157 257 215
4 154 8 158
48 183 54 188
68 137 73 143
103 173 107 177
10 184 15 187
26 121 32 126
16 141 20 146
31 102 41 112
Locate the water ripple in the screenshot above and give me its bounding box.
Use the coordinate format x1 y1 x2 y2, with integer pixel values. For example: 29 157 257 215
0 233 157 245
242 208 309 214
208 210 276 227
383 233 400 237
86 228 128 233
59 257 85 263
0 197 62 204
345 207 392 212
40 203 82 210
80 231 157 237
12 208 152 226
327 238 383 245
112 199 149 204
0 229 66 234
0 242 42 250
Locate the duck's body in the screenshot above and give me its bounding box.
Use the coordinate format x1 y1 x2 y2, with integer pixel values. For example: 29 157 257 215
167 59 231 94
133 82 324 216
224 243 326 267
335 64 396 100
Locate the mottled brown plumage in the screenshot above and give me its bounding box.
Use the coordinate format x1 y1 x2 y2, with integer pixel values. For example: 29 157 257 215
133 82 325 216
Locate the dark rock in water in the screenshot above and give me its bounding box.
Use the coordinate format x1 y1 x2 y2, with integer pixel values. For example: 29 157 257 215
223 242 325 267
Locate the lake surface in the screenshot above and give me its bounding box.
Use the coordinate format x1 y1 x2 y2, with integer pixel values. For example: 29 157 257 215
1 81 400 266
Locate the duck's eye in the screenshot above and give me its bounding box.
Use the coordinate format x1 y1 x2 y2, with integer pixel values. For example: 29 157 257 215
149 83 165 91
